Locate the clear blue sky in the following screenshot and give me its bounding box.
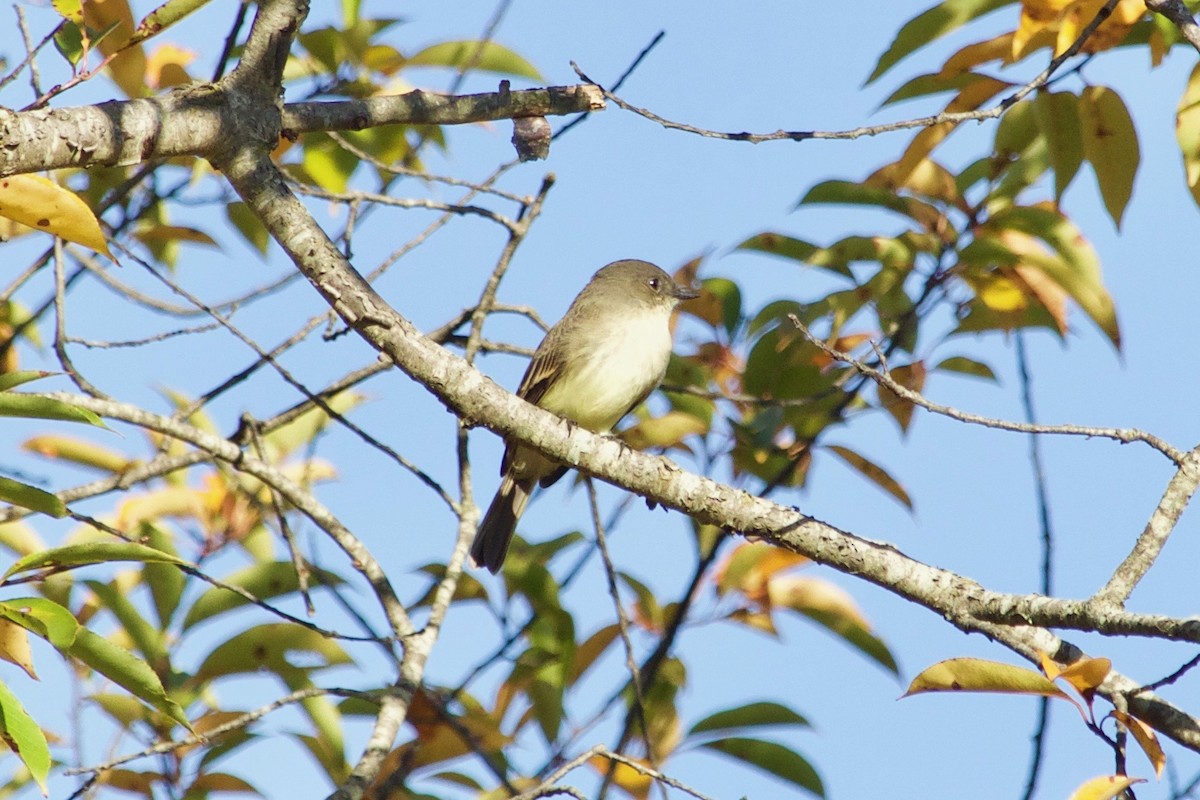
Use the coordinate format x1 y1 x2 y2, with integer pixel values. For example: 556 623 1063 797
5 1 1199 798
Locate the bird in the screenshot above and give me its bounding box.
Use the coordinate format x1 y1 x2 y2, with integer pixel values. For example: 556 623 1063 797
470 259 698 573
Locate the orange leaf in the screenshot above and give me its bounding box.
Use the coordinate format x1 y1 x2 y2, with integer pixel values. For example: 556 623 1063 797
1058 656 1111 697
878 361 926 434
1113 710 1166 778
713 542 808 605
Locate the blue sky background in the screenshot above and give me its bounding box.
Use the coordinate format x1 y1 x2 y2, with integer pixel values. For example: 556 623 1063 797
3 1 1200 798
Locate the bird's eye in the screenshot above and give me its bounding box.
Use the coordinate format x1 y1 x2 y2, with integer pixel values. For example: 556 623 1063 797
648 278 660 290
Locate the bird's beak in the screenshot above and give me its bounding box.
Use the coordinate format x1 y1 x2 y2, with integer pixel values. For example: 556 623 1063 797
673 283 700 301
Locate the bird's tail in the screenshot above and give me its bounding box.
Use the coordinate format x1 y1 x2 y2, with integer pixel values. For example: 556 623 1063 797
471 475 533 573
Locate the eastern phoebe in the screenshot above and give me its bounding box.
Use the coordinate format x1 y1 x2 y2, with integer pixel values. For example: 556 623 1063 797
470 259 698 573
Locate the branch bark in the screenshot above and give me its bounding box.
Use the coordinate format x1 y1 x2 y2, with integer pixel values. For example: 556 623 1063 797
0 84 603 177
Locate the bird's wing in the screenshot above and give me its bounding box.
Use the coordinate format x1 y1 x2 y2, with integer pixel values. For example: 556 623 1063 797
499 325 568 476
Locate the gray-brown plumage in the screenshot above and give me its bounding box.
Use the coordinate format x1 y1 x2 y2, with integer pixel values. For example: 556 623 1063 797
470 260 698 573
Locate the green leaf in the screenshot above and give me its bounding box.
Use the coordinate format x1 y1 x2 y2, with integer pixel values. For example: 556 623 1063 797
987 205 1120 348
193 623 352 682
689 701 810 737
934 356 998 381
406 41 542 81
738 232 822 267
263 391 365 459
0 597 80 649
409 563 489 610
702 737 824 797
799 181 944 231
86 580 167 667
0 392 105 427
182 562 344 630
825 445 912 511
129 0 212 47
69 627 190 728
0 679 50 794
4 542 185 581
868 0 1014 84
994 99 1038 157
569 624 619 684
53 20 84 67
881 71 981 106
1080 86 1139 228
800 606 900 674
0 477 66 518
704 277 742 337
301 134 358 194
1034 91 1084 202
0 371 55 393
225 202 270 257
140 524 186 628
618 572 664 630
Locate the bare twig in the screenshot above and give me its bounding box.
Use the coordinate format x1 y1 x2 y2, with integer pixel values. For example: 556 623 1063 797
586 479 656 777
787 314 1183 462
573 0 1119 144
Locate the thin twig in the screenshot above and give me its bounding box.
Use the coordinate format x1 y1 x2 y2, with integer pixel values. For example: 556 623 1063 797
290 181 519 233
0 10 62 93
66 512 386 643
14 5 41 98
573 0 1119 144
66 686 381 776
1015 333 1055 800
787 314 1183 462
245 414 315 615
112 240 459 513
586 479 656 776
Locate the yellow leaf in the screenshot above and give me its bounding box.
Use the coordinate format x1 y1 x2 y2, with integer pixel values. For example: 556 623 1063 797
1060 0 1145 55
1113 710 1165 778
1013 0 1074 59
904 657 1071 699
714 542 808 602
976 273 1030 313
941 33 1013 76
0 618 36 679
145 43 195 89
116 486 206 529
1176 63 1200 209
23 435 135 473
589 756 653 800
767 575 871 630
1066 774 1145 800
83 0 147 98
895 78 1010 182
620 410 707 450
727 608 779 636
1010 263 1069 335
0 175 110 256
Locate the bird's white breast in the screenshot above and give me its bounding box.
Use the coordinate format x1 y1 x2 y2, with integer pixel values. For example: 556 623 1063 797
539 306 673 432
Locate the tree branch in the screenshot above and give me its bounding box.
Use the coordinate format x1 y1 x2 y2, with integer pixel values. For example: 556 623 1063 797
0 84 604 177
